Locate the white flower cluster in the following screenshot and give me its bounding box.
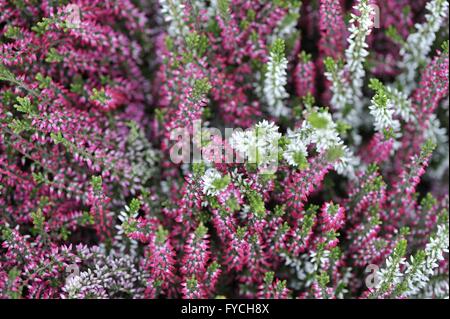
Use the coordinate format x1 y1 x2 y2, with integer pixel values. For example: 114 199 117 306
126 123 158 195
398 0 449 95
325 66 353 115
325 0 375 131
62 248 146 299
264 44 289 117
402 224 449 298
345 0 375 108
386 86 413 123
375 252 407 294
283 133 308 167
160 0 188 38
286 110 359 177
202 168 229 196
309 112 342 153
369 98 400 134
231 120 282 167
417 275 449 298
425 113 449 180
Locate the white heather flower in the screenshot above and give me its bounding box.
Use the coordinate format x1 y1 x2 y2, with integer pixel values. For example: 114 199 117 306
325 65 353 115
115 205 138 236
283 135 308 168
202 168 229 196
333 144 360 179
305 109 359 178
369 100 400 133
231 120 281 167
386 86 413 122
398 0 449 95
160 0 188 38
264 39 289 117
402 224 449 298
309 112 341 153
344 0 375 107
377 255 406 290
425 114 449 179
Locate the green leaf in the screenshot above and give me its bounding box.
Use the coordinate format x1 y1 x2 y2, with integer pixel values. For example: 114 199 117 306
90 175 103 192
8 119 29 134
217 0 230 21
4 26 21 39
45 48 63 63
307 111 329 129
192 78 211 101
89 88 109 104
36 73 51 89
271 38 286 64
13 96 36 114
129 198 141 214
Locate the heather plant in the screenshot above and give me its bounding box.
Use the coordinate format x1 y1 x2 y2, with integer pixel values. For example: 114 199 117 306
0 0 448 299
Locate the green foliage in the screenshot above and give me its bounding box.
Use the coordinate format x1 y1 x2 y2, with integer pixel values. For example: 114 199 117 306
420 139 436 159
192 162 206 177
0 63 16 83
156 225 169 244
217 0 230 22
369 78 388 108
31 209 45 235
50 131 66 145
32 172 47 185
80 211 95 226
90 175 103 192
247 190 266 218
129 198 141 215
186 32 209 57
307 111 329 129
13 96 36 114
45 48 63 63
299 51 312 63
70 75 84 94
300 206 317 238
6 268 23 299
212 174 231 191
386 26 405 45
8 119 30 134
264 271 275 285
192 78 211 101
317 271 330 288
292 151 309 170
4 25 21 39
324 57 337 73
32 17 53 35
325 145 344 162
442 40 449 55
375 239 408 297
236 226 247 239
90 88 109 104
270 38 286 64
35 73 52 89
195 223 208 239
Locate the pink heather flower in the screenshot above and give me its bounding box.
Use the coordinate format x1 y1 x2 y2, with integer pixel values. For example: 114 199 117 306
282 159 332 218
294 53 316 98
181 276 207 299
144 226 177 297
318 0 346 59
180 224 211 277
319 202 345 233
361 133 395 164
257 272 290 299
